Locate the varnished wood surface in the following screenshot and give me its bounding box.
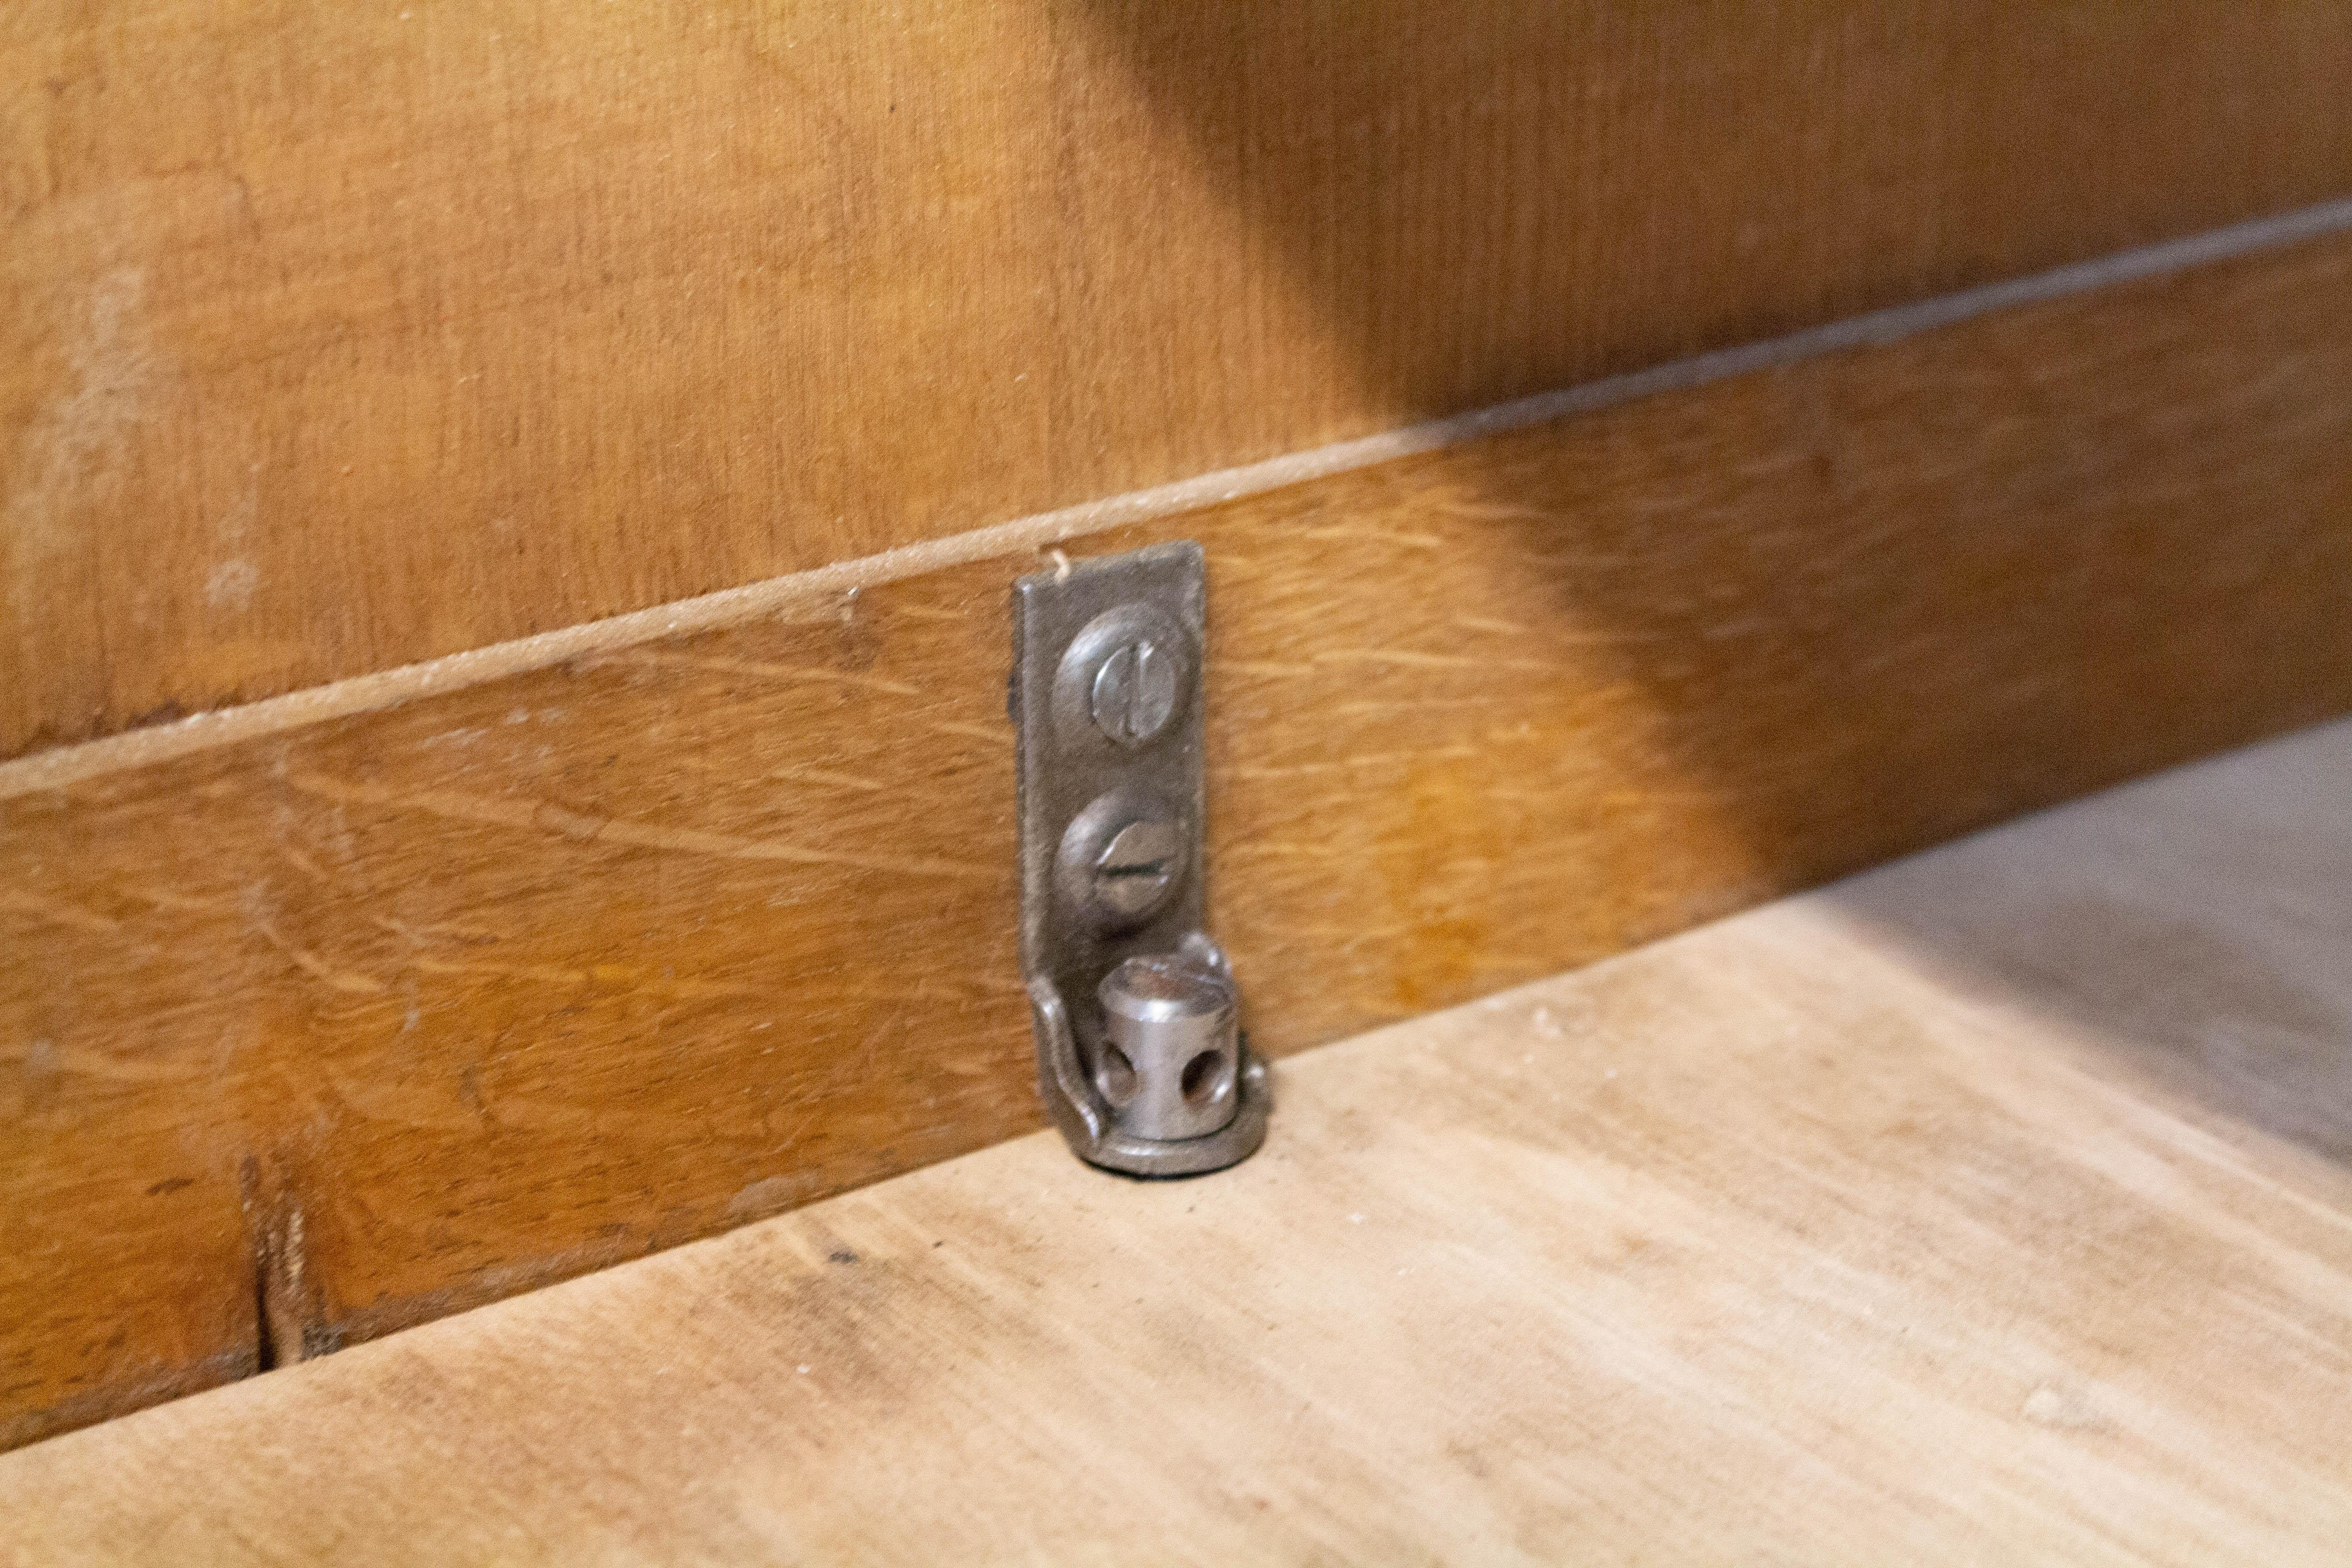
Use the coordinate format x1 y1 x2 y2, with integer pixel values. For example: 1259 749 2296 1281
9 3 2352 756
5 722 2347 1562
5 230 2352 1450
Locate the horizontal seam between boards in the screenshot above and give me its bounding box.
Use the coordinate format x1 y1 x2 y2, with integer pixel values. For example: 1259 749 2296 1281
8 193 2352 802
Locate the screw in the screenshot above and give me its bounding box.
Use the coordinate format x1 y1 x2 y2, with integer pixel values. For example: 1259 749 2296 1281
1092 818 1179 917
1090 638 1177 745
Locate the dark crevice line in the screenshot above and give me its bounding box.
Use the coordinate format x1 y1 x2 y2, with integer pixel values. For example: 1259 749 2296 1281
253 1246 279 1374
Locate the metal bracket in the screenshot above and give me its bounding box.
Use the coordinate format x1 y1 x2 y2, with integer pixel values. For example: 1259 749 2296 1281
1011 541 1269 1176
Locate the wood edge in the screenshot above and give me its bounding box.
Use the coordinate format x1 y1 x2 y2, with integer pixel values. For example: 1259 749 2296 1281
0 1346 257 1455
9 194 2352 803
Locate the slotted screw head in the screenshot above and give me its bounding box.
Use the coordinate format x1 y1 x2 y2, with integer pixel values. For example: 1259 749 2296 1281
1054 788 1190 932
1092 818 1180 917
1090 638 1178 745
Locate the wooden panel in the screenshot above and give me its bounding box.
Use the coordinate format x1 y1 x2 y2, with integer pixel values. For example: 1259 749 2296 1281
8 3 2352 756
6 228 2352 1449
5 722 2347 1559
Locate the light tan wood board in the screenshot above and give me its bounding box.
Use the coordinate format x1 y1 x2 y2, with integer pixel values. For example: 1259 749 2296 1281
5 721 2347 1563
6 229 2352 1451
9 2 2352 756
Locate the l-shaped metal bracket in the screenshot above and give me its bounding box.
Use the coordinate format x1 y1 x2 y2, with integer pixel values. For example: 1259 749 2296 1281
1010 541 1269 1176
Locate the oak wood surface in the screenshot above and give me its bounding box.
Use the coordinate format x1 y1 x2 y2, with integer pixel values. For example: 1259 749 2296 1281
5 230 2352 1450
9 2 2352 755
4 722 2347 1562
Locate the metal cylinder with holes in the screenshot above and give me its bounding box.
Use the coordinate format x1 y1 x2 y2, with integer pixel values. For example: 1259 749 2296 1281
1096 953 1240 1142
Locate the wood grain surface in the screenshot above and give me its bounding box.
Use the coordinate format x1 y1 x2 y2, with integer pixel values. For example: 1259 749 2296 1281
6 228 2352 1450
5 721 2346 1562
9 2 2352 756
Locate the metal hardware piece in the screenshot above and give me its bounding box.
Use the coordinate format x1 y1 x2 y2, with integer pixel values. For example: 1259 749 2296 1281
1013 542 1268 1176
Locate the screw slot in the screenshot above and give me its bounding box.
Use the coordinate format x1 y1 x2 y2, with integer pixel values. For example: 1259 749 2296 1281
1051 601 1191 751
1091 638 1178 745
1093 820 1178 916
1056 789 1187 931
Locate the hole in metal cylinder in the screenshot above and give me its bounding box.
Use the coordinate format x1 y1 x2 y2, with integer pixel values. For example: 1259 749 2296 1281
1100 1044 1138 1104
1181 1048 1227 1105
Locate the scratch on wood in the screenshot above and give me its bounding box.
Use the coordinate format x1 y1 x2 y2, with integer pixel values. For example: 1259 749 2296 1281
248 917 389 995
372 915 502 948
118 883 230 915
1228 745 1481 779
289 772 994 879
411 956 768 1003
0 889 120 933
762 764 891 794
279 846 332 884
602 649 926 700
1289 526 1447 548
926 721 1014 748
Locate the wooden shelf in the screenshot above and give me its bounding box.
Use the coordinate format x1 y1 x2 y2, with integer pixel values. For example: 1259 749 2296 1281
5 720 2349 1561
